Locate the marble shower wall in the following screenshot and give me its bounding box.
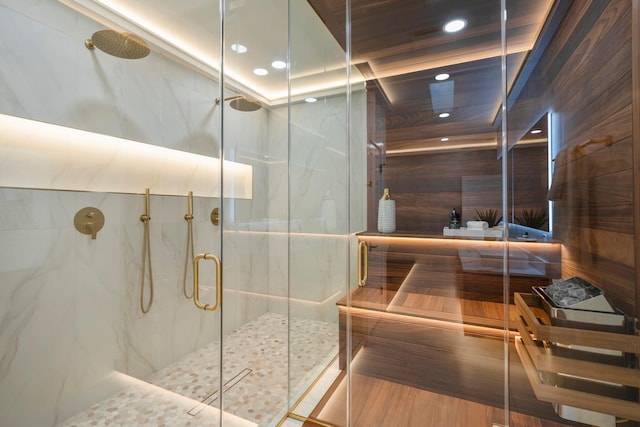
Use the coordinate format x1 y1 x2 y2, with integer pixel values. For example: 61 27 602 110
0 1 263 426
267 94 367 323
0 1 365 426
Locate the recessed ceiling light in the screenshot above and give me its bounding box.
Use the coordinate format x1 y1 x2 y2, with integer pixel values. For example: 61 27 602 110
531 129 542 134
443 19 467 33
253 68 268 76
435 73 450 81
305 97 317 103
231 43 247 53
439 112 450 118
271 60 287 69
441 137 449 142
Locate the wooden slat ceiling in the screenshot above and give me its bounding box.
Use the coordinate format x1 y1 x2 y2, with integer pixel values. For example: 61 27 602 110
308 0 555 154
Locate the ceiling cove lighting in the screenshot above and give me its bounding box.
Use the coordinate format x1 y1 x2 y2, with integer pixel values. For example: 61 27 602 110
231 43 248 53
443 19 467 33
253 68 268 76
439 112 450 118
60 0 368 104
435 73 450 81
386 141 497 156
271 60 286 69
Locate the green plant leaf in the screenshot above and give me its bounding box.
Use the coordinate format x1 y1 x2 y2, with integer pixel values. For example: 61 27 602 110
514 208 548 229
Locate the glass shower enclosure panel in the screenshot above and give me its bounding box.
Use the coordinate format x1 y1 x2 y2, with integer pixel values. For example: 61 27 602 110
0 0 230 426
330 1 510 426
284 0 367 425
288 0 353 412
506 1 640 427
218 0 292 425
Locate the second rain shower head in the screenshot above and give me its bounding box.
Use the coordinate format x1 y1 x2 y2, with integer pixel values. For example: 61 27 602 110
216 96 262 112
85 30 150 59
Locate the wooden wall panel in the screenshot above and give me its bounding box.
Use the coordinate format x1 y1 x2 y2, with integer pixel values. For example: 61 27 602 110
509 0 636 316
360 0 637 316
367 82 384 232
386 144 548 235
633 0 640 318
462 174 502 221
380 0 637 317
548 3 631 114
385 148 501 234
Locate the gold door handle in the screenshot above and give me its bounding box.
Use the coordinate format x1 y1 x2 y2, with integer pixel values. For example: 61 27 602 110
193 253 222 312
358 241 368 287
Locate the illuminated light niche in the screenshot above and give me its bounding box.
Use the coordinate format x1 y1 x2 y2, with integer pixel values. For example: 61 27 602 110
0 113 253 198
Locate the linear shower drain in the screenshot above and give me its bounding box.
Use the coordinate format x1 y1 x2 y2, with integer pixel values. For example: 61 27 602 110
187 368 253 416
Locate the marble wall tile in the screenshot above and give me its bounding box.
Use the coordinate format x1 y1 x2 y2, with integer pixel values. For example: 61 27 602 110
0 226 76 426
0 3 78 126
289 98 349 234
0 0 77 33
115 194 223 380
158 71 219 155
266 93 366 325
0 2 234 422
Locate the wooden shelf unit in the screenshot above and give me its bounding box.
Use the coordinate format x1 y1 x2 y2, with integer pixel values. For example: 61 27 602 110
515 292 640 423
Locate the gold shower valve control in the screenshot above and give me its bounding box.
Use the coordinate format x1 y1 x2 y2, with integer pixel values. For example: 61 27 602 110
74 207 105 240
211 207 219 226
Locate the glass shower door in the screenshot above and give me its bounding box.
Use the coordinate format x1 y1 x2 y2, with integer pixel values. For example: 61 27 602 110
300 1 514 426
506 1 640 427
216 1 292 425
0 0 231 426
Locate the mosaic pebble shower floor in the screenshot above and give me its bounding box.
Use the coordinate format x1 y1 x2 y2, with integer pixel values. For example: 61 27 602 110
59 313 337 427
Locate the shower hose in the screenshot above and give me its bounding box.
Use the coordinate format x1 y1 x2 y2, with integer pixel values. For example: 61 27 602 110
182 208 195 299
140 192 154 314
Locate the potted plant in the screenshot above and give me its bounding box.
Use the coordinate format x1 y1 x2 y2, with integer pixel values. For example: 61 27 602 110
514 208 548 230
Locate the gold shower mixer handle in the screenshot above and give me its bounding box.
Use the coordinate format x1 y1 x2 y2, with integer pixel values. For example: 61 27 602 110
193 253 222 312
74 207 105 240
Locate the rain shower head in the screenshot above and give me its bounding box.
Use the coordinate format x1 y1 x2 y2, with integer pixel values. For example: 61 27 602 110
85 30 150 59
215 96 262 112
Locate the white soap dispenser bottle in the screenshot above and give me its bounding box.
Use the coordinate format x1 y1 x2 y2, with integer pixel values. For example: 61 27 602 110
377 188 396 233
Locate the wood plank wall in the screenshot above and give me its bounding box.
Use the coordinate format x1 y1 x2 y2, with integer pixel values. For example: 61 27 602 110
508 0 637 317
379 1 637 317
384 145 547 235
384 148 499 234
633 0 640 325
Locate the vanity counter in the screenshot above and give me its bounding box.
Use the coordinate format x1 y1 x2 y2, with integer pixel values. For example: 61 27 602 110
359 230 560 244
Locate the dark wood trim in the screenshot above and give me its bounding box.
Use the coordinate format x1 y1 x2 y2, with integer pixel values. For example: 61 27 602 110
504 0 573 118
366 82 378 232
633 0 640 321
